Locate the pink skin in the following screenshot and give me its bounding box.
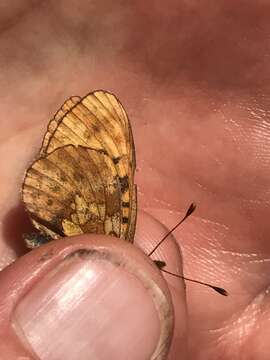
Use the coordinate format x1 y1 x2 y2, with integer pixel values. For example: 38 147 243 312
0 1 270 359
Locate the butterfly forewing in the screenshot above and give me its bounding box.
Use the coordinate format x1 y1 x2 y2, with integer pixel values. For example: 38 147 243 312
41 96 81 155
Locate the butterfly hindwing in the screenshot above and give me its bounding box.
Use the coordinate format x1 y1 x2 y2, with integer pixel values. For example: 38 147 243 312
22 145 122 242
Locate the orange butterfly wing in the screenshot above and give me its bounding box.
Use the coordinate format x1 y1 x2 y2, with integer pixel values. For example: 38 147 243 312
22 91 136 247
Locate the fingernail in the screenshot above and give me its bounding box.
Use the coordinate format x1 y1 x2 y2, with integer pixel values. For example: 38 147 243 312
12 249 167 360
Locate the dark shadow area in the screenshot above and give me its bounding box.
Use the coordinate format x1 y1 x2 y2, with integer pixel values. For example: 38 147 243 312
2 202 33 257
122 1 270 91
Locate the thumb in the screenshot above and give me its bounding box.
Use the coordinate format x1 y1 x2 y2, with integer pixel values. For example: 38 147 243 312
0 233 177 360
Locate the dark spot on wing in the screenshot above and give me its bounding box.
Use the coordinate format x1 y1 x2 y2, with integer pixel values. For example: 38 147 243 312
113 157 121 165
97 149 108 156
93 125 101 132
47 199 53 206
52 184 61 193
122 202 130 208
74 171 85 182
119 175 129 193
122 217 129 224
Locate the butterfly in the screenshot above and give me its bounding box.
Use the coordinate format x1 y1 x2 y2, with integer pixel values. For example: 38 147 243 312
22 90 137 248
22 90 229 297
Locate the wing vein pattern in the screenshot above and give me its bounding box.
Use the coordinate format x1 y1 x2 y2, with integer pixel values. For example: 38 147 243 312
22 90 136 247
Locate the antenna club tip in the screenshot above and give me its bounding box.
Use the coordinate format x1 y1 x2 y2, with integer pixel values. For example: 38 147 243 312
191 202 196 211
186 202 196 217
214 286 228 296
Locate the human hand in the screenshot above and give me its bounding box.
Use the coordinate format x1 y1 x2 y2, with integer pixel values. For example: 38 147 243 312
0 1 270 359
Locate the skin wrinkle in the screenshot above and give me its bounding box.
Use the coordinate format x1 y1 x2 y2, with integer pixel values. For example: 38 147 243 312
210 290 268 353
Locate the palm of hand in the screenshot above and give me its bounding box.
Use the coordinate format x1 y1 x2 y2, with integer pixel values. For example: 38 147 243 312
1 2 270 359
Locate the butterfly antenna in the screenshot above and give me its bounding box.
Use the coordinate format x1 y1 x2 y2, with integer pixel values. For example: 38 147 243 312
160 268 228 296
148 202 196 257
149 203 228 296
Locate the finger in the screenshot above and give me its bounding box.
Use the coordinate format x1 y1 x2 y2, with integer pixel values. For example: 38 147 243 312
135 211 188 359
0 234 175 360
